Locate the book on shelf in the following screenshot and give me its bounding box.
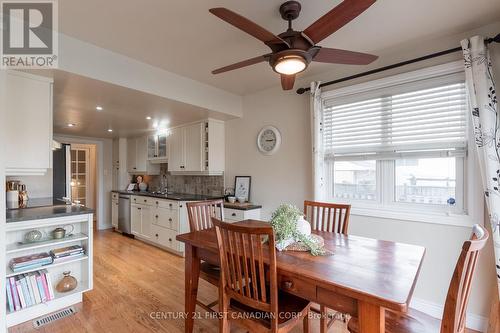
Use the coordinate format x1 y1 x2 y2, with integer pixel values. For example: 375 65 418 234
50 245 84 258
5 270 55 313
9 252 52 272
52 252 84 264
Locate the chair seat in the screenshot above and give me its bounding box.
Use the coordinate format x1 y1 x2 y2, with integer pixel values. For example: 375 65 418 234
199 262 220 286
229 290 310 329
348 308 441 333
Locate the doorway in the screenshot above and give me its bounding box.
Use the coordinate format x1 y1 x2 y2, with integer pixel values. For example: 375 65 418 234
70 144 97 226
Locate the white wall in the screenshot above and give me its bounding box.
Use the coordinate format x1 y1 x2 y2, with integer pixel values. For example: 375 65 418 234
1 69 8 333
5 172 53 198
225 28 500 331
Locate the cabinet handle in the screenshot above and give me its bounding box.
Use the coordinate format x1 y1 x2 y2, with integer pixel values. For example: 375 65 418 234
156 201 159 205
133 167 137 170
168 218 172 222
232 213 236 217
137 207 141 210
168 238 172 242
283 281 293 289
155 234 159 237
169 203 172 207
155 215 158 218
144 199 147 202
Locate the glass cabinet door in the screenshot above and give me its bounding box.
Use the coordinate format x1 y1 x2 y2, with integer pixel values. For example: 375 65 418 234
157 134 167 158
147 135 157 158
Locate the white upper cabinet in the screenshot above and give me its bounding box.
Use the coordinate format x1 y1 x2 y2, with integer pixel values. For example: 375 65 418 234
168 127 185 172
5 71 53 175
127 136 160 175
147 133 168 163
184 122 204 172
168 119 224 174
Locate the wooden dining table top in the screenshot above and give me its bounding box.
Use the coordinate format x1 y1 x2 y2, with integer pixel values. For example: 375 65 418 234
176 220 426 313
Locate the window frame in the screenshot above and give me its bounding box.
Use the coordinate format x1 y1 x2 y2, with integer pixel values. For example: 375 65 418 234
317 61 483 227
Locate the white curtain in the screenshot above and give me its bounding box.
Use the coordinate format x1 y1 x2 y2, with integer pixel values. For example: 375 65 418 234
461 36 500 297
310 81 324 201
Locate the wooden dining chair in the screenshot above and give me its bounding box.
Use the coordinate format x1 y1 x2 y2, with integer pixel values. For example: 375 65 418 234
212 218 311 333
304 200 351 333
347 224 489 333
186 199 225 312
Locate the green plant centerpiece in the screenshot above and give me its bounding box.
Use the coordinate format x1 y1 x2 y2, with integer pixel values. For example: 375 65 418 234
270 204 329 256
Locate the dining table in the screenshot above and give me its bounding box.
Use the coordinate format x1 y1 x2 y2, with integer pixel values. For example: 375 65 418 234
176 220 426 333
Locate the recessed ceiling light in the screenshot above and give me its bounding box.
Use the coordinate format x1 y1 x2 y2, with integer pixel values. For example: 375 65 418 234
96 106 103 111
146 116 152 120
107 128 113 132
67 123 75 127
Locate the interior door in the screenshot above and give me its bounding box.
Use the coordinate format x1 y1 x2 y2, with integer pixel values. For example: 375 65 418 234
184 123 204 172
70 148 90 206
168 127 184 172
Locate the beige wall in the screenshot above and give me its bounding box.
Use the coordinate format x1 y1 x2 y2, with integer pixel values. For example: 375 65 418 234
225 27 500 326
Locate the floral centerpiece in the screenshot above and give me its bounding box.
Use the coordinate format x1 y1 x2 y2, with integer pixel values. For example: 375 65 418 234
270 204 330 256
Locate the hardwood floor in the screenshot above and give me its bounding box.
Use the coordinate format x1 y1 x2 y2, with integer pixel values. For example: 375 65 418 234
9 230 479 333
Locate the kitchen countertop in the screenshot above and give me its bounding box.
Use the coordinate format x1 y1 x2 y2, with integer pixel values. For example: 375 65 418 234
223 202 262 211
7 204 94 223
112 190 224 201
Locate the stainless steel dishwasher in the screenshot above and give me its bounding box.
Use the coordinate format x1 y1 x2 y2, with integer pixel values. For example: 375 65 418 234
118 194 131 234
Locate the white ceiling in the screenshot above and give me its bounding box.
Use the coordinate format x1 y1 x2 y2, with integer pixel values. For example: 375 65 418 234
58 0 500 95
49 70 234 138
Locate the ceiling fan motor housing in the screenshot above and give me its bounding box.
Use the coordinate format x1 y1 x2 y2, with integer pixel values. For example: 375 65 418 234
279 1 302 21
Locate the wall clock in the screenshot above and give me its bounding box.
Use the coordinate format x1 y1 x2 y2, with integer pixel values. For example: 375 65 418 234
257 126 281 155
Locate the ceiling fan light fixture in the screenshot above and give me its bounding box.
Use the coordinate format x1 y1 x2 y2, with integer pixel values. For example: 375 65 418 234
273 55 307 75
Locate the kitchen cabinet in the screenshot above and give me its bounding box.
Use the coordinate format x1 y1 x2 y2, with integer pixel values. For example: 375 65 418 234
168 127 185 172
128 196 190 255
5 71 53 175
168 119 225 174
127 136 160 175
111 193 119 228
131 202 152 239
224 207 262 223
147 133 168 163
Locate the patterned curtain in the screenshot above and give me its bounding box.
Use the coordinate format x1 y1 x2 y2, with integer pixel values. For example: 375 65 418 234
310 81 324 201
461 36 500 297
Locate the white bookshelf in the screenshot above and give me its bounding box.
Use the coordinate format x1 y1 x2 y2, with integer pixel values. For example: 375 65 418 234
4 213 93 327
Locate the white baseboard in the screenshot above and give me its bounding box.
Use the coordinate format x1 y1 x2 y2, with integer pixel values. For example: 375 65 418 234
411 297 488 332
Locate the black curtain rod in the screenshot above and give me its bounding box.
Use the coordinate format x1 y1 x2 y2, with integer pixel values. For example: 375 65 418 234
296 33 500 95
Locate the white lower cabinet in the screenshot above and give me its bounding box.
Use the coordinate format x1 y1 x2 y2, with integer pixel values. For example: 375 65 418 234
131 202 152 240
130 196 188 255
111 199 119 228
224 208 262 222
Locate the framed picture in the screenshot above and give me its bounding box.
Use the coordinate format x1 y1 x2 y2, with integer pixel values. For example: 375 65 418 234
234 176 251 202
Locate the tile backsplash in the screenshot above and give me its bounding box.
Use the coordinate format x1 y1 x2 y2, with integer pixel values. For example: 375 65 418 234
143 165 224 196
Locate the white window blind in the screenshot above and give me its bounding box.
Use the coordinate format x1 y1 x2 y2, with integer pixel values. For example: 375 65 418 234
322 78 467 160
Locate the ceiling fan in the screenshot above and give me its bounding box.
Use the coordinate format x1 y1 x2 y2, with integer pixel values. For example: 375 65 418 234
210 0 378 90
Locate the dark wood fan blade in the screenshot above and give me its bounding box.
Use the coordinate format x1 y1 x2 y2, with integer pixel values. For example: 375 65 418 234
313 47 378 65
303 0 376 44
281 74 296 90
209 8 288 46
212 54 270 74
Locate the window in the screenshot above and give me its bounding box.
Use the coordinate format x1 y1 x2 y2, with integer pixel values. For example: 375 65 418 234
319 63 469 217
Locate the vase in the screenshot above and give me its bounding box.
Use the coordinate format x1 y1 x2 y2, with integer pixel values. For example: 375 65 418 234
56 271 78 293
296 216 311 237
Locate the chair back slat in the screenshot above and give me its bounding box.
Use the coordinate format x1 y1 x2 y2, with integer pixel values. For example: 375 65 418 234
304 201 351 235
440 224 489 333
213 218 277 314
186 200 224 232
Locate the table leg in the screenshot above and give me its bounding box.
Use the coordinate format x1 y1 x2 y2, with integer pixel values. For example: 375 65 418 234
358 301 385 333
184 244 200 333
